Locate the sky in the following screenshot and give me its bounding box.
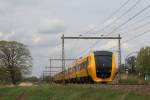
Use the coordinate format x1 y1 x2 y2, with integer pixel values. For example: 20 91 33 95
0 0 150 77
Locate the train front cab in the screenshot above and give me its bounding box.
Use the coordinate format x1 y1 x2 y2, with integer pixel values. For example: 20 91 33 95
88 51 116 83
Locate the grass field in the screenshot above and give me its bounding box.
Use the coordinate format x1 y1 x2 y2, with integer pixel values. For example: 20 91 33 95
0 84 150 100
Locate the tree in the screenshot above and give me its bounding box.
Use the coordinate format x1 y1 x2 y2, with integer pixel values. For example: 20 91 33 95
0 41 32 84
136 47 150 74
0 67 10 83
126 56 136 73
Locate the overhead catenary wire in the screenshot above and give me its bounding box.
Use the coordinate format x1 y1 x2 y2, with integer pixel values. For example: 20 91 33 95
119 15 150 31
106 4 150 36
107 29 150 50
82 0 131 35
124 36 150 51
123 29 150 43
121 20 150 36
93 0 142 35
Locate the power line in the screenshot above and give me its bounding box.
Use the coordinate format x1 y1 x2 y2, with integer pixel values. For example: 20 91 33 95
94 0 142 35
125 37 150 51
123 29 150 43
119 15 150 30
109 29 150 50
82 0 131 35
121 20 150 36
106 4 150 36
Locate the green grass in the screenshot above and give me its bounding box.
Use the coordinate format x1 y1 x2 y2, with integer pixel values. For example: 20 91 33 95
119 74 143 84
0 84 149 100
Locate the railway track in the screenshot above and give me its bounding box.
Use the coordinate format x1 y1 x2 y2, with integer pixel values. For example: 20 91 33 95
61 83 150 95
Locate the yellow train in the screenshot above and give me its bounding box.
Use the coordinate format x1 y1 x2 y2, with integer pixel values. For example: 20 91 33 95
53 51 116 83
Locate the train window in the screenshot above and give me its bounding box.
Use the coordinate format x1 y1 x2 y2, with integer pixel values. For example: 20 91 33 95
81 64 83 69
86 61 88 67
76 66 78 71
84 62 86 68
82 63 84 69
82 63 85 69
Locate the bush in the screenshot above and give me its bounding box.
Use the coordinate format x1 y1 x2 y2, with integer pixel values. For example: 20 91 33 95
118 75 139 84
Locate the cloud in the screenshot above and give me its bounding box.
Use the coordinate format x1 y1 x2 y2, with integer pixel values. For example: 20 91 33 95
97 40 118 50
86 24 98 30
104 17 117 26
38 19 67 34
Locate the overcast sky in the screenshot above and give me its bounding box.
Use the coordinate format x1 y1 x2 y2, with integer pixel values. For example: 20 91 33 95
0 0 150 77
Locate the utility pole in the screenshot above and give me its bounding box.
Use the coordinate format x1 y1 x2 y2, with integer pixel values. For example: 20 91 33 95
62 34 65 84
118 34 121 67
46 60 52 84
118 34 121 80
49 59 51 83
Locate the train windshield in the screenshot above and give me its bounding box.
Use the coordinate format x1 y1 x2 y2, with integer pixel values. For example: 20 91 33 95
94 51 112 78
95 55 112 69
